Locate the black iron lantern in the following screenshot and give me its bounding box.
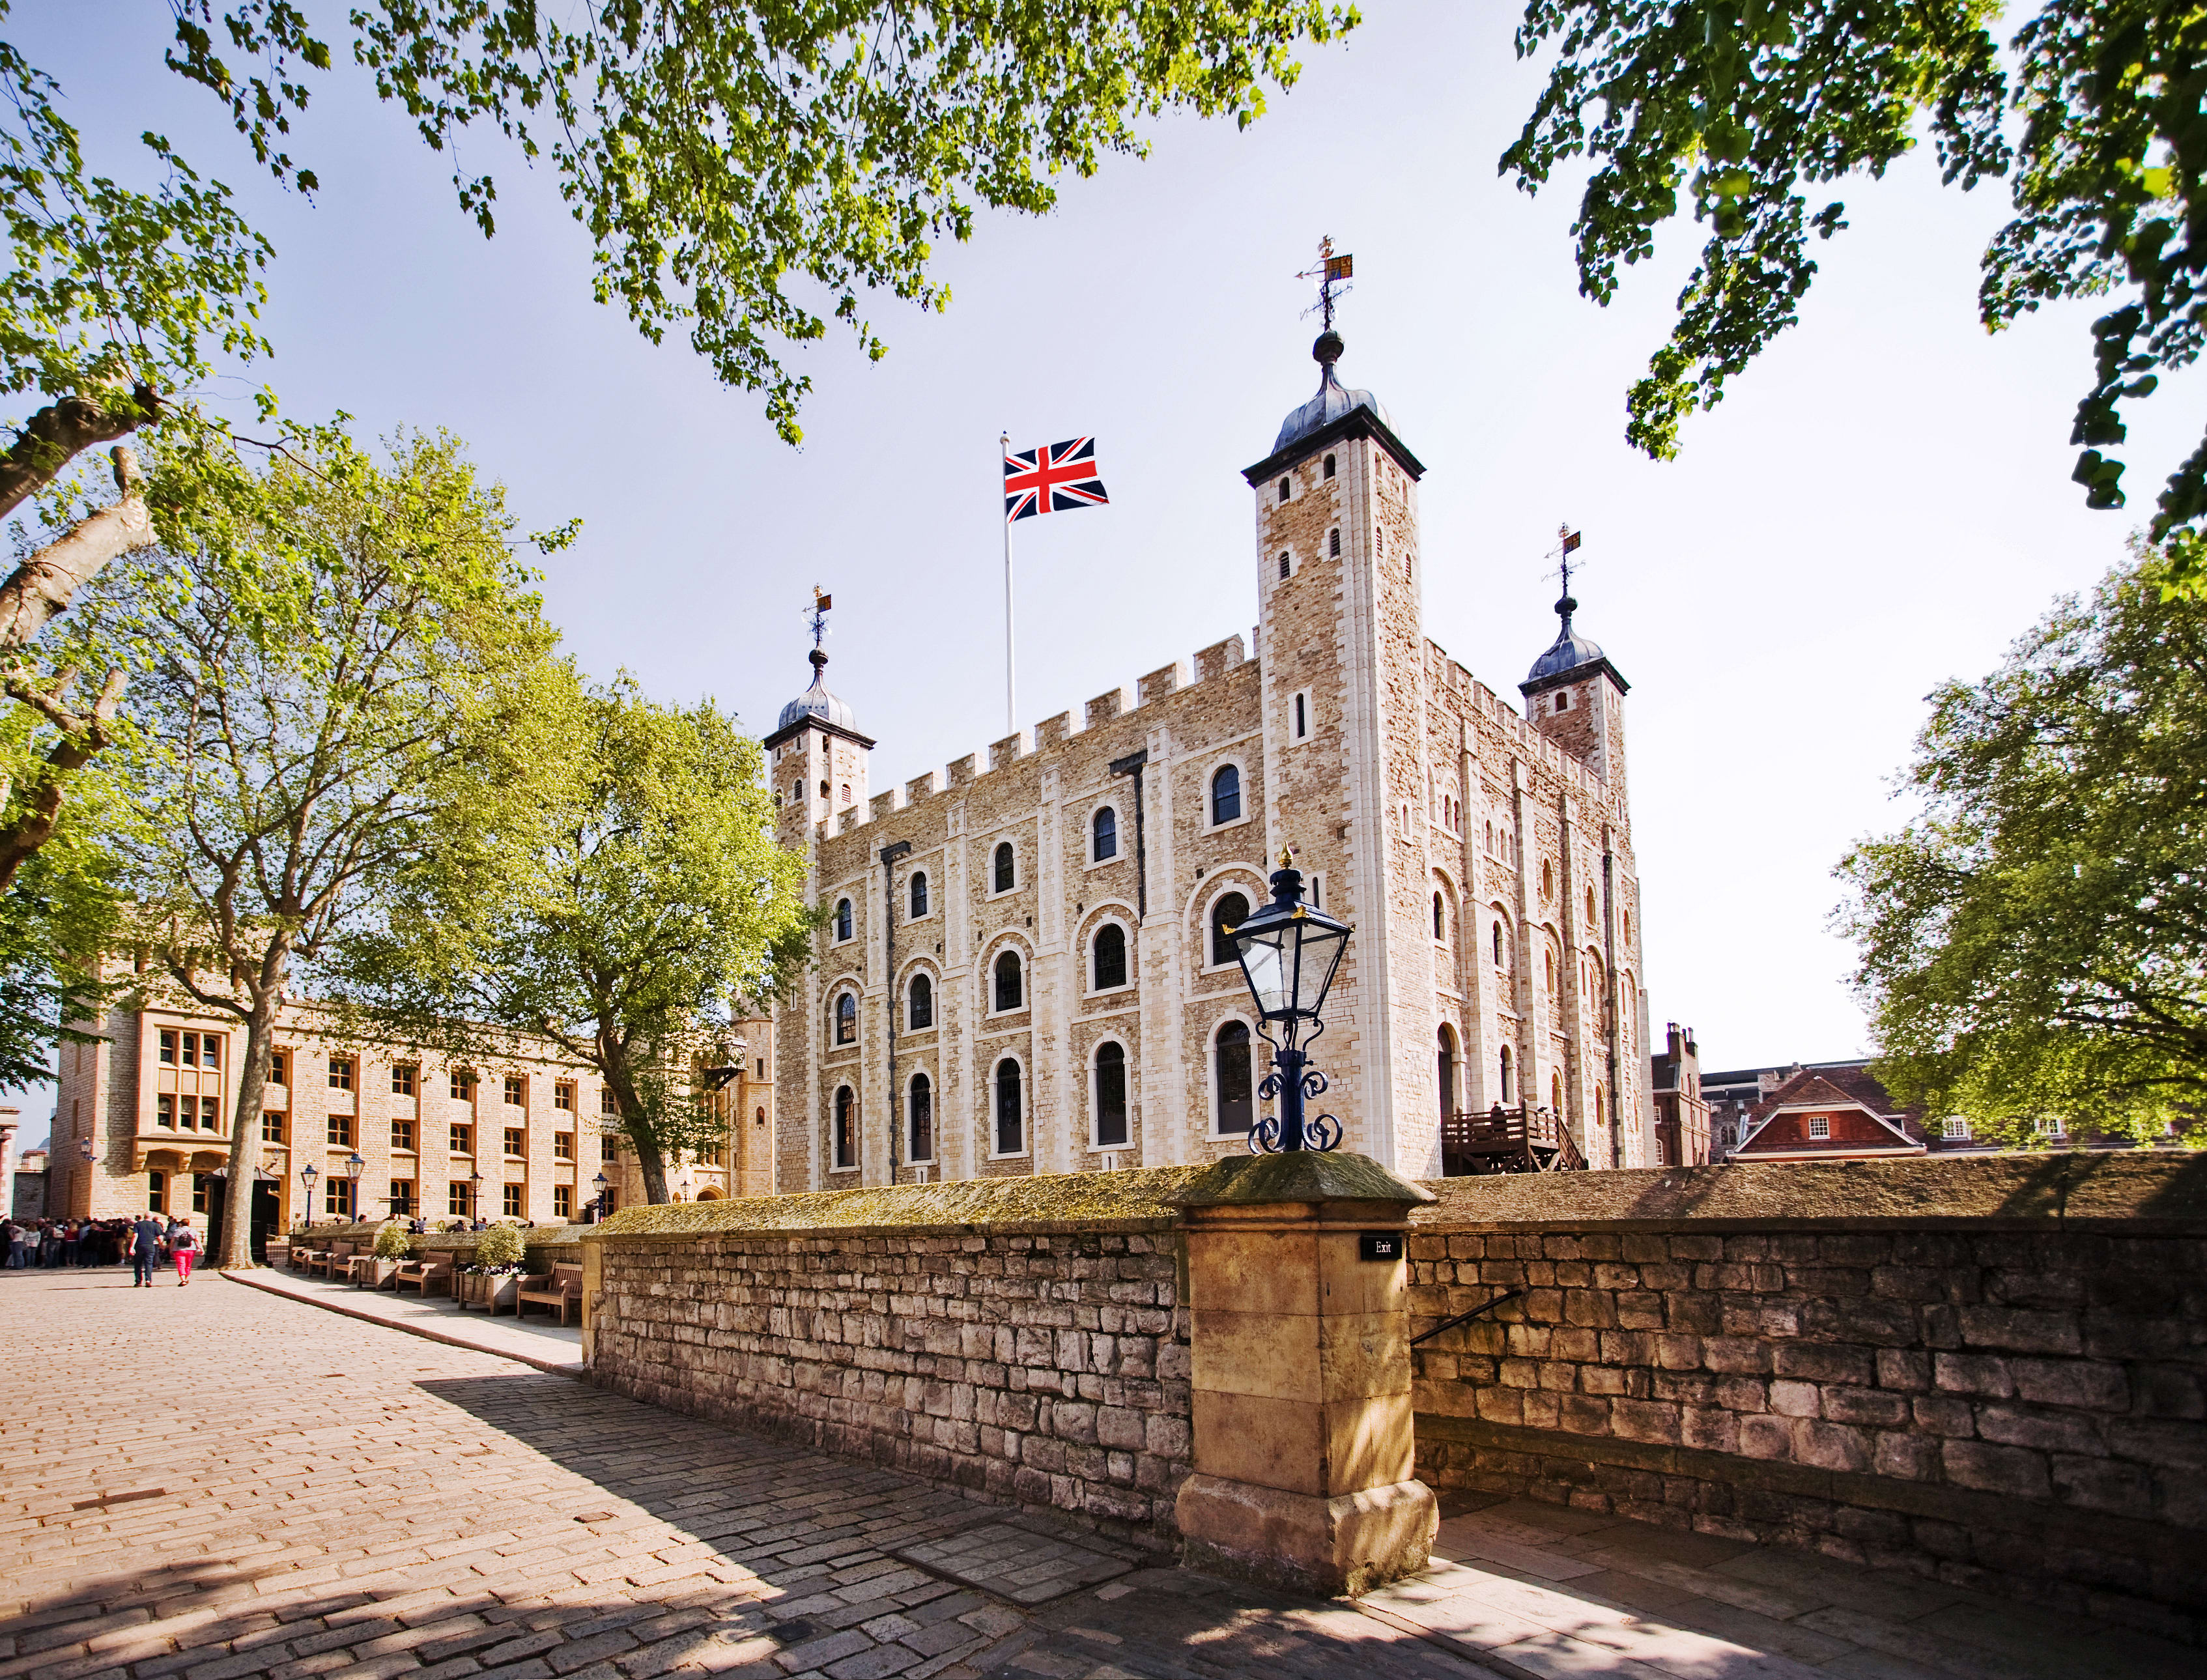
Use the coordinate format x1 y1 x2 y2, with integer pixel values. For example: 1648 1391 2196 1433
1227 853 1353 1152
300 1161 319 1227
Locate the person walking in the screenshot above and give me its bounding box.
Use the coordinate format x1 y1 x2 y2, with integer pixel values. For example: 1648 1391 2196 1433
171 1218 200 1286
130 1213 162 1287
4 1219 23 1268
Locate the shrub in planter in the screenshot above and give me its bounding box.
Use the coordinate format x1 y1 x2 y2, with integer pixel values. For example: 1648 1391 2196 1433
470 1221 526 1274
372 1223 414 1260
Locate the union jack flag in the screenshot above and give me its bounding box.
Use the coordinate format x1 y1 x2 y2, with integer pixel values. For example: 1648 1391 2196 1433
1004 436 1109 522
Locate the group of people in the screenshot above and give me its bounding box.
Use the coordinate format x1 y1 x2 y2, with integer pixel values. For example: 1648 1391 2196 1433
4 1214 203 1283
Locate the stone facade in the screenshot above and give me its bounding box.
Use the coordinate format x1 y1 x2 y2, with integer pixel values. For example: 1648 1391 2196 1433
1649 1021 1711 1167
766 337 1648 1190
586 1208 1191 1546
44 997 775 1231
1405 1158 2207 1642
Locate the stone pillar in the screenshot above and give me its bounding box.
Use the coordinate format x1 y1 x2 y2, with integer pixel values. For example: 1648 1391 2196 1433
1171 1152 1436 1596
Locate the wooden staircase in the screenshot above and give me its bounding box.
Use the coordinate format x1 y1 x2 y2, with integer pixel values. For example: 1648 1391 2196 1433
1440 1105 1589 1175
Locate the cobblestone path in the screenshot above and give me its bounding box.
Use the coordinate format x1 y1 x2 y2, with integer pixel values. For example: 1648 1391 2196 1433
0 1270 1482 1680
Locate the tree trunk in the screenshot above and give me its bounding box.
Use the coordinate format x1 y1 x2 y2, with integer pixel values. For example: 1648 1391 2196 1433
631 1126 672 1204
0 446 156 657
218 989 281 1270
0 392 150 523
0 667 128 893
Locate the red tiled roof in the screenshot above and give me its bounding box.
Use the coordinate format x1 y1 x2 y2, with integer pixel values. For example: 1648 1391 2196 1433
1740 1067 1925 1152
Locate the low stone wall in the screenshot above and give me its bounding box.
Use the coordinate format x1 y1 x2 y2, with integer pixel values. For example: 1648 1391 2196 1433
278 1221 585 1268
582 1172 1199 1547
1408 1153 2207 1642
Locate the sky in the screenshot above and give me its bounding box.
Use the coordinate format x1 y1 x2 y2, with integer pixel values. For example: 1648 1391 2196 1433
8 3 2193 1138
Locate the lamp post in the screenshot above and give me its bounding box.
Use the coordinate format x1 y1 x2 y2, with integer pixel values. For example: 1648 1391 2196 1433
346 1152 365 1221
299 1161 319 1229
1226 851 1353 1153
592 1170 610 1220
468 1168 483 1224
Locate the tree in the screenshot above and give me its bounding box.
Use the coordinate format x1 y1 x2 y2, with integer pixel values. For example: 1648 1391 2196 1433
170 1 1353 444
1838 540 2207 1143
337 677 813 1204
1504 0 2207 575
89 425 563 1268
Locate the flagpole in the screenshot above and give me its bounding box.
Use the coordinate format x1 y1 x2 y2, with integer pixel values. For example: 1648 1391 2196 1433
1001 430 1016 737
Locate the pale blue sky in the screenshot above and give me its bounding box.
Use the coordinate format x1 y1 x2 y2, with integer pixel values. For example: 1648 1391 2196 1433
12 3 2192 1136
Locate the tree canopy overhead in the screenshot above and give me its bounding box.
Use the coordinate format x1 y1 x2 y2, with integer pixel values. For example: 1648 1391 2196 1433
1505 0 2207 572
1840 541 2207 1142
167 0 1356 442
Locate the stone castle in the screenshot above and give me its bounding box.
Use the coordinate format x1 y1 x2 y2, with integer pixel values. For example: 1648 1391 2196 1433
766 330 1647 1186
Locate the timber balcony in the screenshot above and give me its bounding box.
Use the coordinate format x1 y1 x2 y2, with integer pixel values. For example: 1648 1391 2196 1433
1440 1104 1588 1175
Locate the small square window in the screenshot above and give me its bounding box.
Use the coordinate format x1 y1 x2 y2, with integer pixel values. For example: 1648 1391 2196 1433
1943 1117 1971 1140
392 1064 417 1097
601 1086 618 1115
269 1049 289 1085
554 1082 575 1112
392 1117 416 1152
554 1132 574 1160
328 1055 354 1092
448 1180 470 1217
503 1183 524 1217
602 1133 618 1162
158 1029 176 1064
325 1178 353 1218
451 1122 474 1156
504 1126 524 1158
1807 1116 1830 1139
326 1113 353 1146
553 1184 573 1220
504 1074 526 1107
390 1179 416 1215
451 1070 475 1101
262 1111 284 1145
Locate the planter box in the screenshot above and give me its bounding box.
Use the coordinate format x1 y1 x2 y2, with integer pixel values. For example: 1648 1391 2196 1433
358 1257 405 1289
456 1272 523 1314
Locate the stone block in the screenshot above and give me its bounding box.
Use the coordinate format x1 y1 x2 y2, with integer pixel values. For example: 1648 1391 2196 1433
1793 1418 1872 1472
1943 1439 2053 1500
1769 1380 1820 1418
1175 1473 1435 1597
1875 1348 1931 1391
1958 1306 2082 1356
1774 1342 1873 1386
1933 1352 2014 1397
1821 1386 1911 1429
2008 1358 2128 1412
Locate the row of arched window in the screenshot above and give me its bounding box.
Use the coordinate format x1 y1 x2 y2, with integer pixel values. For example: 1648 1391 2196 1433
825 891 1257 1048
825 1019 1262 1172
828 775 1253 946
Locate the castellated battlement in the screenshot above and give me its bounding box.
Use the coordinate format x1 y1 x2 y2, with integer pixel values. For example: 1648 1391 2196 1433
816 631 1253 841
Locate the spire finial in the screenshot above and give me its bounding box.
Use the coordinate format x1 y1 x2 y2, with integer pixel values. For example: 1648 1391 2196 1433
1298 236 1354 349
1553 525 1582 628
806 585 833 671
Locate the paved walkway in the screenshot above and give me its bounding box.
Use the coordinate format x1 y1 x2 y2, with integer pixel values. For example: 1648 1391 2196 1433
0 1269 2194 1680
236 1266 584 1375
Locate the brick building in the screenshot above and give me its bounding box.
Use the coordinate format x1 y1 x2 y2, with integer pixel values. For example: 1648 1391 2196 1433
43 997 775 1245
1649 1022 1711 1167
1728 1065 1928 1161
767 329 1649 1186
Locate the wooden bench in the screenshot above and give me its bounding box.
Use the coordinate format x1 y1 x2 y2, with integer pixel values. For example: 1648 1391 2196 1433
516 1262 583 1327
393 1253 455 1298
307 1240 354 1278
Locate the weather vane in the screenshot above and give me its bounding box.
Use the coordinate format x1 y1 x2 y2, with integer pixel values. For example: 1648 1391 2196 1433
805 584 833 653
1548 524 1584 604
1298 236 1354 332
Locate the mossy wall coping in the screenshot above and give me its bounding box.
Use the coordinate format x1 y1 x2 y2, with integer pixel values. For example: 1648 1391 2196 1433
1411 1152 2207 1233
588 1167 1206 1241
1169 1150 1434 1208
574 1152 2207 1246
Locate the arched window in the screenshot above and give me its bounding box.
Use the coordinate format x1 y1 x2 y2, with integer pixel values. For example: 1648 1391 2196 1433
1322 453 1336 479
1277 476 1290 502
1208 891 1250 968
1328 527 1341 558
818 778 829 797
1278 553 1290 580
1492 922 1505 967
909 871 929 919
1214 1021 1254 1135
840 782 851 803
1438 1026 1457 1119
1092 923 1128 991
1092 806 1117 862
1210 764 1241 825
907 973 933 1031
908 1074 933 1163
1094 1041 1128 1147
1554 690 1570 712
995 1059 1023 1154
834 898 853 941
833 1086 855 1170
1544 948 1556 995
1623 909 1633 945
1432 893 1444 941
1552 1071 1564 1114
1587 886 1598 924
1541 861 1553 900
1500 1044 1514 1103
993 949 1023 1012
834 991 857 1046
993 841 1015 893
1485 820 1494 853
1595 1086 1607 1131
